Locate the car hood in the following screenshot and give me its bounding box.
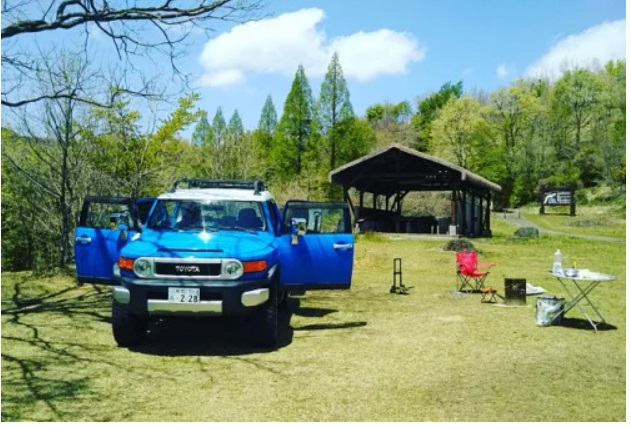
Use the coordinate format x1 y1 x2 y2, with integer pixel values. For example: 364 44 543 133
126 229 275 259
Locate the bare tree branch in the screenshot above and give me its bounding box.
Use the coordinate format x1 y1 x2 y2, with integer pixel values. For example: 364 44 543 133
2 1 238 38
2 0 263 108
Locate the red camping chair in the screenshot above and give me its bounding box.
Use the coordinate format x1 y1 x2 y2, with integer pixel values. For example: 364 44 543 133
456 251 494 292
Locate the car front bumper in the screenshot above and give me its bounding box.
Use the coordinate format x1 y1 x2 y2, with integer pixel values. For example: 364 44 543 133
115 275 272 316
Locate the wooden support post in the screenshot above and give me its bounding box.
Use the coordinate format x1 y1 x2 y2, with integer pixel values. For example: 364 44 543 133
485 192 492 236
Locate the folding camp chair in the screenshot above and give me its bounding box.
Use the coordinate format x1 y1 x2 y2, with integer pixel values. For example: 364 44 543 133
456 251 493 292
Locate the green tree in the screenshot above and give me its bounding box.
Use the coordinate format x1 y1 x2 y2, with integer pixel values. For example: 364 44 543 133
1 128 56 270
488 82 540 205
84 95 200 197
430 96 493 170
212 107 227 145
330 118 376 167
412 81 463 151
317 52 355 171
191 132 265 181
554 69 604 149
366 101 412 127
2 56 98 269
258 95 278 137
594 60 626 187
272 65 315 181
365 101 415 148
227 110 244 142
253 95 278 180
192 111 213 147
551 68 607 188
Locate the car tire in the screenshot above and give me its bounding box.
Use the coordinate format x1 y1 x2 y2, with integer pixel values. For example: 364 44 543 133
278 289 290 311
112 300 148 347
251 280 279 348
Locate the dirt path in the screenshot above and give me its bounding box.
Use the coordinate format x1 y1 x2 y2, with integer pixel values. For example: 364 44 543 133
497 210 625 243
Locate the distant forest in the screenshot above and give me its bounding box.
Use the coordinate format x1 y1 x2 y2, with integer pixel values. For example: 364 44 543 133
2 55 626 271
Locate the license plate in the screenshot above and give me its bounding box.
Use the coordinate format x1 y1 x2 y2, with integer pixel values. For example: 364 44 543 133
168 288 200 303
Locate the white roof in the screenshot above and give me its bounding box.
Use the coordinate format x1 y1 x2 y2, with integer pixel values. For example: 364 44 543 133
158 188 274 202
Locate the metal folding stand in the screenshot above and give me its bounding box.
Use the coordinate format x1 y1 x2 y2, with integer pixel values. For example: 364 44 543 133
390 258 413 294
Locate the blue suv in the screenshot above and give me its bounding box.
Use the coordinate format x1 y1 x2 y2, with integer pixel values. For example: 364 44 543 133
74 179 354 348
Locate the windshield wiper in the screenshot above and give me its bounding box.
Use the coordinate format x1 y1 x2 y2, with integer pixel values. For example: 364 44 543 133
218 226 258 234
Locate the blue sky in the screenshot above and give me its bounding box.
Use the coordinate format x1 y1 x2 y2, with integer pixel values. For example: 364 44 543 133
181 0 625 133
2 1 626 137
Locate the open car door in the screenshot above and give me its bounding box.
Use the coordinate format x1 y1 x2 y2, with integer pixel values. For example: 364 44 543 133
75 196 152 284
278 201 354 290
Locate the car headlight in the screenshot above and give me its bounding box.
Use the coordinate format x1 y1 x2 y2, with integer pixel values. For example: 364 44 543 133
134 258 153 278
223 260 243 279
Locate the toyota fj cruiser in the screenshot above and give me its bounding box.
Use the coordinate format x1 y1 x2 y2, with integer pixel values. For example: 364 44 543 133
74 179 354 348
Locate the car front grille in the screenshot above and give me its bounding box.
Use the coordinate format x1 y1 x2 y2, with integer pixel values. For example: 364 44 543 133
155 262 222 277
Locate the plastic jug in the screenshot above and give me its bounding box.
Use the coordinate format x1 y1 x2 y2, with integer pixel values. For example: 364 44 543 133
552 249 563 274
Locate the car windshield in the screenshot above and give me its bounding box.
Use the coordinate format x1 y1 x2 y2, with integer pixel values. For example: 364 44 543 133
147 199 266 232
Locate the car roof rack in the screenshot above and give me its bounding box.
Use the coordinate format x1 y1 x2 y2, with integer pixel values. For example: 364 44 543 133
170 178 266 195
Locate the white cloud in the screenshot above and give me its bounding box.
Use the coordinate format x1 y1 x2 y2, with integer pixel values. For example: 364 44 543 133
330 29 424 82
198 8 425 88
525 19 626 80
496 64 509 78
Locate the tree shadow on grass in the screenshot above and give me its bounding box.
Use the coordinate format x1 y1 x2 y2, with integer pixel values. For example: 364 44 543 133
2 281 114 421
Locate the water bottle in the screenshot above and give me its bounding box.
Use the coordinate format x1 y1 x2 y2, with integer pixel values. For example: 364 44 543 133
552 249 563 274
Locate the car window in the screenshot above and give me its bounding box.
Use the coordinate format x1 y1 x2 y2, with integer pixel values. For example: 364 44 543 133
147 199 267 231
86 203 132 229
283 207 348 234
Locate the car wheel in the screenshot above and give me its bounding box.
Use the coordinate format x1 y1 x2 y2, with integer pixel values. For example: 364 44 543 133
252 280 279 348
112 300 148 347
278 289 290 311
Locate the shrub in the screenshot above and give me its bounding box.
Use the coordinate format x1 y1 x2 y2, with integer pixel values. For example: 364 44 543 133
443 239 475 252
513 227 539 238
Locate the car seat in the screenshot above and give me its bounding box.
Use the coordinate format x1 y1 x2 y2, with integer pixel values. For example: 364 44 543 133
237 208 263 229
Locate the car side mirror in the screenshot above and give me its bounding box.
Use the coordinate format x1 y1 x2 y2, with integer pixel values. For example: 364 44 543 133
290 217 307 245
117 222 129 241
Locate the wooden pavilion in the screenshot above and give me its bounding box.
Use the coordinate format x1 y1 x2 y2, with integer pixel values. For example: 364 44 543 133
328 144 502 237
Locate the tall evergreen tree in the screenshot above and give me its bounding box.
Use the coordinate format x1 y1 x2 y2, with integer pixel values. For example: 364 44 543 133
318 52 354 170
273 65 314 180
212 107 226 145
258 95 278 135
227 109 244 140
191 111 213 146
255 94 278 170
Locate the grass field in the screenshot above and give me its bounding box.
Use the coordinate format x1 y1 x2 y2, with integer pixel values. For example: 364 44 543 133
1 213 626 421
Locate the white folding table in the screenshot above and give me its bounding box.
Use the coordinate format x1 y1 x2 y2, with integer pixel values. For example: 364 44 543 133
548 270 615 331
